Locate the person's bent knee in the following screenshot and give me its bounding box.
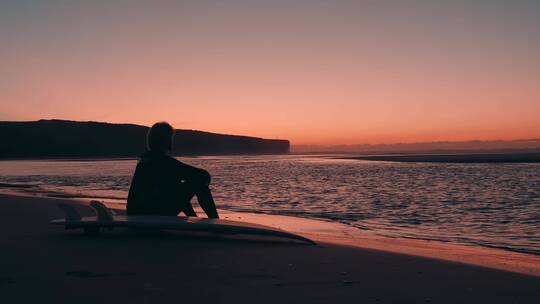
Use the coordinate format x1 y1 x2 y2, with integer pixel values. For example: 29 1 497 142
201 170 211 186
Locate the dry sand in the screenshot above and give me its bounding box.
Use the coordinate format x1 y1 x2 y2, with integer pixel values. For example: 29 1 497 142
0 193 538 303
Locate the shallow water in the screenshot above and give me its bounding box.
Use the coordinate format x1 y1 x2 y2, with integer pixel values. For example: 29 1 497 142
0 155 539 255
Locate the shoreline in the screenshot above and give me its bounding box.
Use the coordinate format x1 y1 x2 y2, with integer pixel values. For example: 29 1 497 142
2 183 539 259
220 209 540 276
2 181 539 257
1 192 538 277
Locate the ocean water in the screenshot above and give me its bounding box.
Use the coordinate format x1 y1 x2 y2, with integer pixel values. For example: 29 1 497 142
0 155 539 255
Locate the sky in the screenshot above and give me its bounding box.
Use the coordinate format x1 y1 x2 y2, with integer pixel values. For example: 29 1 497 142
1 0 539 145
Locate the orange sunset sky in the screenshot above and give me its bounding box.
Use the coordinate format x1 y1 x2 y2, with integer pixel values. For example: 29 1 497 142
1 1 539 145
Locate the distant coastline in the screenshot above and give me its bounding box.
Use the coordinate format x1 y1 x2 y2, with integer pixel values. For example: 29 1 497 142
293 139 540 154
0 119 290 158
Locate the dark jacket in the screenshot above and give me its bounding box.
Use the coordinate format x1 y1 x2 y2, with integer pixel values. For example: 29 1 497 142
126 151 210 215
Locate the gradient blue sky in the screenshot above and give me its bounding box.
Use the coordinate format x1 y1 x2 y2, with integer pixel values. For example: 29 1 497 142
1 1 539 144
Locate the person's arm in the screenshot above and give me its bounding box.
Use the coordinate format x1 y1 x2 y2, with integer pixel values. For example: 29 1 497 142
174 160 211 186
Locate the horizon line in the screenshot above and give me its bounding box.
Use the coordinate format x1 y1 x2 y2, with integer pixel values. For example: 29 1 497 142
2 118 539 147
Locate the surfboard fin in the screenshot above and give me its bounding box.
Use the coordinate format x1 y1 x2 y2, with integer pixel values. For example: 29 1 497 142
58 204 82 221
90 200 114 223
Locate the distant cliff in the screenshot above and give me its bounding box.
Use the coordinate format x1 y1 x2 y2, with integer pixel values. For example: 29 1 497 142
0 120 290 158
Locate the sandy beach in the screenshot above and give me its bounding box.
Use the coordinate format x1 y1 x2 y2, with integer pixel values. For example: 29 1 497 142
0 193 538 303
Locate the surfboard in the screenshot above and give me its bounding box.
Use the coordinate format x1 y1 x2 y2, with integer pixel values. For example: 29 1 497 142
50 201 316 245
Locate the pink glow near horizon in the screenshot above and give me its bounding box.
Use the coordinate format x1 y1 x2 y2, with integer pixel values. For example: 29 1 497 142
1 1 539 145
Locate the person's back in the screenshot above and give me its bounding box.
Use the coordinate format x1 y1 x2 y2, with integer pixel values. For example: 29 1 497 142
126 122 219 218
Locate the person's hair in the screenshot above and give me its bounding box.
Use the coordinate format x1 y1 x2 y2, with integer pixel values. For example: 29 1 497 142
147 122 174 152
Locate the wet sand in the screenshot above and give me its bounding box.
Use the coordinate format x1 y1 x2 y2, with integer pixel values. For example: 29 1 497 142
0 193 538 303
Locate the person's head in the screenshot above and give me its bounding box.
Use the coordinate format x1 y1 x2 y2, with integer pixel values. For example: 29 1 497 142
147 122 174 152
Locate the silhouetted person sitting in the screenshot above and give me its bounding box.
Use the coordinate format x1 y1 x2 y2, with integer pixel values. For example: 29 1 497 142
127 122 219 218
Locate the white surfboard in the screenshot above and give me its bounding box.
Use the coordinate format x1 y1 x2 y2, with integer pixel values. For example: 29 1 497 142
50 201 316 245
